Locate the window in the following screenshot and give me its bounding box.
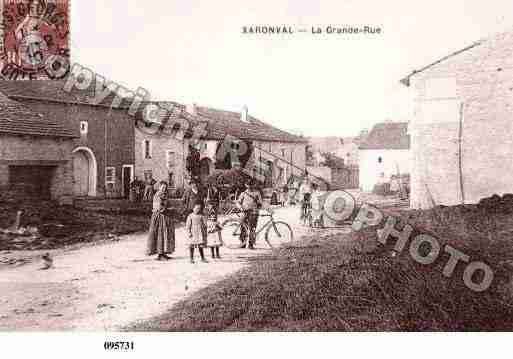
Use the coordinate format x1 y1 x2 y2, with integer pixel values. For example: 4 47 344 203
144 170 153 181
143 139 152 159
105 167 116 185
80 121 88 135
281 148 286 158
378 157 383 164
166 150 176 169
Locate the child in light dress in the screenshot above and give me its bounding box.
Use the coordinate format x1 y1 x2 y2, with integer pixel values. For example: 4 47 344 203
311 184 324 228
185 203 208 263
206 204 223 259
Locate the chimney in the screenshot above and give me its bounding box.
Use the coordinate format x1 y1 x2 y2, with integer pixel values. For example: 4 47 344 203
186 103 197 116
241 105 249 123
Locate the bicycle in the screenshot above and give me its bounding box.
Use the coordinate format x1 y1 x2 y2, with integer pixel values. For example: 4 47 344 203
220 208 294 249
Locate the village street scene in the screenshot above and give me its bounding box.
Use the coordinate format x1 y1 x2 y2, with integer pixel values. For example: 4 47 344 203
3 0 513 338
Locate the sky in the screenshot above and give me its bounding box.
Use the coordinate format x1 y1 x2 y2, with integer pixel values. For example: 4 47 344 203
70 0 513 137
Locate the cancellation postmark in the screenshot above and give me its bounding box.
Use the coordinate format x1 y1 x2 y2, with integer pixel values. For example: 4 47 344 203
0 0 70 80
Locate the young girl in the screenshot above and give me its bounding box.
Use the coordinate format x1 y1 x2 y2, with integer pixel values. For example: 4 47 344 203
185 202 208 263
206 204 223 259
310 183 324 228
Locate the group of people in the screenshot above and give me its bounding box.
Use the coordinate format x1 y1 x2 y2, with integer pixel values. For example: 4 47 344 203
270 177 325 228
146 179 263 262
129 176 158 202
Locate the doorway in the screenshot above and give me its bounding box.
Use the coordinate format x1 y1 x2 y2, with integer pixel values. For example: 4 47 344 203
72 147 98 197
122 165 134 199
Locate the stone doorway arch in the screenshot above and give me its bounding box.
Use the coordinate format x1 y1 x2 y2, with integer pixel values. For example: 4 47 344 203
72 146 98 197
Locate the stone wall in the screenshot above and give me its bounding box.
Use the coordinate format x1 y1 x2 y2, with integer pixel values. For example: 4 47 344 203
0 135 74 201
408 31 513 208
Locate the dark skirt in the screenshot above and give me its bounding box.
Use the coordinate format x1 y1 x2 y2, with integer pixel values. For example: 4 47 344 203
146 211 176 255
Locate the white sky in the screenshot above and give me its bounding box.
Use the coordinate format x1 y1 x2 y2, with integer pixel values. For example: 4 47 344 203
71 0 513 137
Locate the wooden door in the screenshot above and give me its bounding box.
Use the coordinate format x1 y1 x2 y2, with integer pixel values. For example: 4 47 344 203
73 151 89 196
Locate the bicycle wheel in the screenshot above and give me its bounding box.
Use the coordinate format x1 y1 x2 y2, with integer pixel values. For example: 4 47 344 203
265 221 294 248
220 218 249 249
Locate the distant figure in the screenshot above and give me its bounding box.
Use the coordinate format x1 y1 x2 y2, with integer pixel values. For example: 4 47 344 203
299 177 313 224
289 178 300 205
143 176 156 201
281 184 289 207
311 184 324 228
183 181 204 217
270 187 279 206
40 253 53 270
186 145 201 180
129 176 143 202
185 202 208 263
390 175 400 195
146 181 175 261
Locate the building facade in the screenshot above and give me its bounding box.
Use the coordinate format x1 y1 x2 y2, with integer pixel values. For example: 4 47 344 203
0 80 136 198
401 30 513 209
135 105 308 191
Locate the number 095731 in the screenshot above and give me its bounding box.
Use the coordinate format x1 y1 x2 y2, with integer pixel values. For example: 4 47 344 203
104 341 134 351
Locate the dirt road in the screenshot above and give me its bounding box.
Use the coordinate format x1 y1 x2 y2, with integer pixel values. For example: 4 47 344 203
0 206 348 331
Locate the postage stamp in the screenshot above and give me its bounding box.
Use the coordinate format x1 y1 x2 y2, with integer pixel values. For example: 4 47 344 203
0 0 70 80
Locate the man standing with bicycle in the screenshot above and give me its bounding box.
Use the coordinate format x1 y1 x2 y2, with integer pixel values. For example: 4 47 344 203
237 180 262 249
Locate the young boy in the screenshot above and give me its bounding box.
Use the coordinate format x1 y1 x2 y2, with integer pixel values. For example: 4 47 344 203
185 202 208 263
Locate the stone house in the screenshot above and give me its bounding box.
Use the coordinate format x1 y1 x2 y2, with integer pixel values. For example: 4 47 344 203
0 80 136 198
359 122 410 192
135 104 308 191
0 93 76 202
401 30 513 209
307 136 363 167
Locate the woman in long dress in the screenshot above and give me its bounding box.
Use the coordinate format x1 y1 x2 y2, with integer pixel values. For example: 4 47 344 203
146 181 176 261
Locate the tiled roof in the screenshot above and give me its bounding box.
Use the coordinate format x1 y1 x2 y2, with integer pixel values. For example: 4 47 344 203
359 122 410 150
400 41 482 86
195 106 306 143
0 93 75 138
0 79 305 143
0 79 137 109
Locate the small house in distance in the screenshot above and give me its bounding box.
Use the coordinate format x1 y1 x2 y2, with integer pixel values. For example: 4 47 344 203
358 122 410 192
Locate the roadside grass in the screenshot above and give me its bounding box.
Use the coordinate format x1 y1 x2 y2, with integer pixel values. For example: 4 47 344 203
0 201 149 250
127 212 513 331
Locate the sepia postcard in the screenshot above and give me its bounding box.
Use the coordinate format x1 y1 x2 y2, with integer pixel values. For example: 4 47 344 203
1 0 512 357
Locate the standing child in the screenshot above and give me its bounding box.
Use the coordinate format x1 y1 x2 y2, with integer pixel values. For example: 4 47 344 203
185 202 208 263
206 204 223 259
311 183 324 228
